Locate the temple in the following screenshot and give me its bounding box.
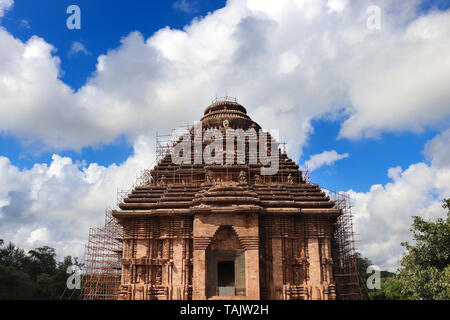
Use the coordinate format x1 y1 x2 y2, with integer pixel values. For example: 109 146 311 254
82 98 359 300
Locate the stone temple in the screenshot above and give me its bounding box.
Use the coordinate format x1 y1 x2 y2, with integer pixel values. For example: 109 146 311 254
110 99 359 300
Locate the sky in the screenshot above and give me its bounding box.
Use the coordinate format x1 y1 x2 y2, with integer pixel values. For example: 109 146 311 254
0 0 449 271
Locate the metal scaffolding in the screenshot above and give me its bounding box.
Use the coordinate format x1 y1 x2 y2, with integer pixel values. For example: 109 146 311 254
324 188 361 300
156 124 191 162
80 119 361 300
81 210 123 300
81 163 160 300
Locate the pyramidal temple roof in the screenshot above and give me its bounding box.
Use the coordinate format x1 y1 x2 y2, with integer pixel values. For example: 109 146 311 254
201 99 261 130
113 99 341 218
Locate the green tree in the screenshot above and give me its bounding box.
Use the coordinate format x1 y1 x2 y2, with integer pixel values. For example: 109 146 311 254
0 264 35 299
0 242 30 270
27 246 57 279
0 241 82 299
54 256 84 300
395 198 450 299
355 252 372 300
370 273 402 300
355 252 396 299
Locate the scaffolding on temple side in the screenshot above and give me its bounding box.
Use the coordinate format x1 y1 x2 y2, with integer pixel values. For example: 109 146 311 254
80 210 123 300
79 118 361 300
81 164 159 299
323 188 361 300
156 124 191 162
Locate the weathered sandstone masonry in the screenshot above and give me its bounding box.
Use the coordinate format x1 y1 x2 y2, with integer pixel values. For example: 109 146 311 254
97 99 360 300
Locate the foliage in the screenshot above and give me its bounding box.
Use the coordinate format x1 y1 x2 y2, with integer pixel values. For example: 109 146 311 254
355 198 450 300
0 264 35 299
394 198 450 300
355 252 396 300
360 198 450 300
0 240 82 300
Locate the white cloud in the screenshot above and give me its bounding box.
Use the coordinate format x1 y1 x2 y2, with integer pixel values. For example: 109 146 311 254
339 9 450 139
0 0 449 269
0 0 13 17
19 19 31 29
279 51 301 74
0 135 155 259
26 227 50 246
423 128 450 168
327 0 348 13
0 0 448 158
172 0 198 13
349 133 450 270
304 150 349 171
69 41 90 56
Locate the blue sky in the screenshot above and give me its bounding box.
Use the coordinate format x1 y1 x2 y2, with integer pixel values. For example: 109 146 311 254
304 120 439 190
0 0 446 183
0 0 226 168
0 0 449 269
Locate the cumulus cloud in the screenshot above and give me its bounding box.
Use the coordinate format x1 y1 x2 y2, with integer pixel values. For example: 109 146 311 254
19 19 31 30
26 227 50 246
0 0 13 17
304 150 349 171
0 0 449 269
0 0 449 158
172 0 198 13
349 134 450 270
327 0 349 13
339 10 450 139
0 135 155 258
423 128 450 168
69 41 90 56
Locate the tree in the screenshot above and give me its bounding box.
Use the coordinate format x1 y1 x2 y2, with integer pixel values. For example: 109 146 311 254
355 252 372 300
0 242 31 270
54 256 83 300
27 246 57 279
395 198 450 299
0 241 82 299
0 264 35 299
355 252 396 299
370 275 403 300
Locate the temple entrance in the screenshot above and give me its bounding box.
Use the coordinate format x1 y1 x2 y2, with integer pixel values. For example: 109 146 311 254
206 226 246 298
217 261 235 296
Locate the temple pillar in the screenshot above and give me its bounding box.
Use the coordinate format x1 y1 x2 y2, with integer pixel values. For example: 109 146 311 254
171 238 184 299
245 248 260 299
271 238 283 299
192 234 213 300
308 237 322 300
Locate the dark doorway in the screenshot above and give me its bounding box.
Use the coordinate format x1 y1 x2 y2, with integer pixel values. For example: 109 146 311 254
218 261 235 287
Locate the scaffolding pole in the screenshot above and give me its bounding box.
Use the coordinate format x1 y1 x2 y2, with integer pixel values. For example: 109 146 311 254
323 188 361 300
80 210 123 300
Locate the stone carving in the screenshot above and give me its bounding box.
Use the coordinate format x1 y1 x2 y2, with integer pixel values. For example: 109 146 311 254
238 170 247 184
287 173 294 185
159 175 167 186
205 170 214 183
137 267 145 283
109 100 354 301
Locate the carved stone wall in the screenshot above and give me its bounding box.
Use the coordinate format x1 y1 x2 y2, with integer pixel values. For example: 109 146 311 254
259 215 337 300
118 216 193 300
112 100 350 300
